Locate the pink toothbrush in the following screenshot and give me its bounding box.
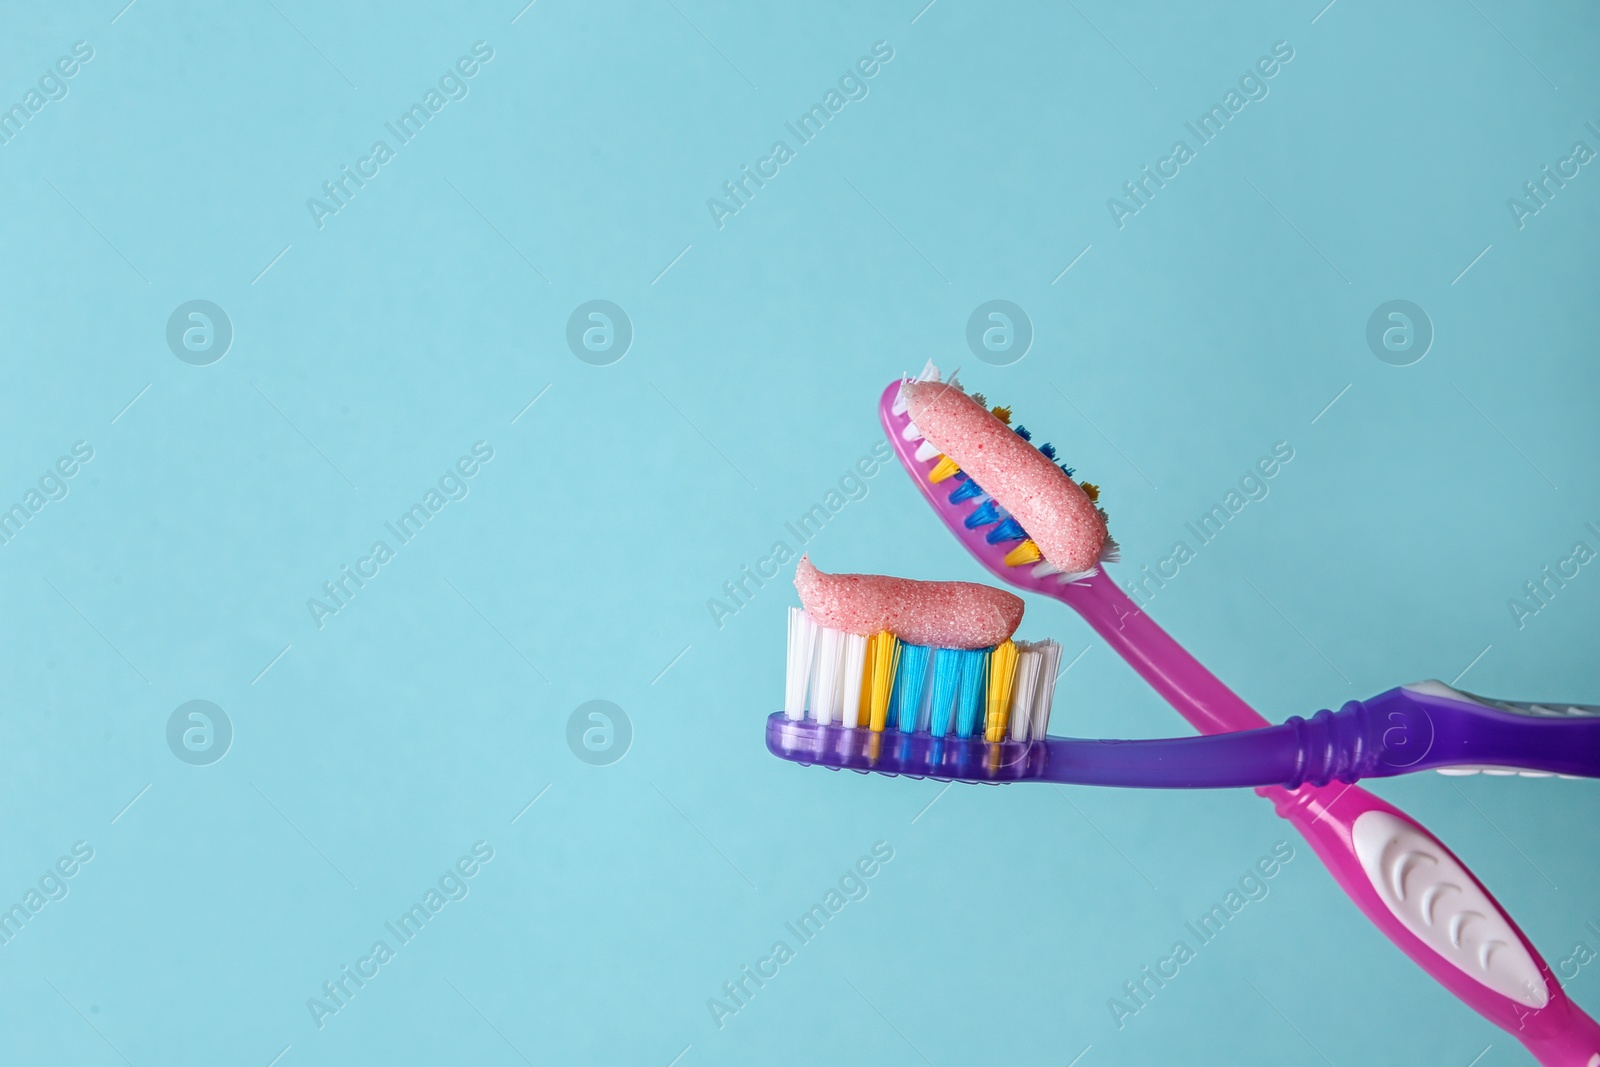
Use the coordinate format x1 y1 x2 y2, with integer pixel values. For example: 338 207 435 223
883 371 1600 1065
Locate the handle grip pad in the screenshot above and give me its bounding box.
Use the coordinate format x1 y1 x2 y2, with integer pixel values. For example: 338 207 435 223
1273 785 1600 1065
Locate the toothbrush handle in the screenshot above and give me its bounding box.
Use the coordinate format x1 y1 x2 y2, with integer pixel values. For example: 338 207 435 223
1207 687 1600 786
1063 570 1274 732
1351 683 1600 779
1276 787 1600 1066
1058 571 1600 1065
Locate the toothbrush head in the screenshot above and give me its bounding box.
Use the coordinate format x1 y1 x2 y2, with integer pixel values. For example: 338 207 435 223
881 364 1118 593
778 564 1066 781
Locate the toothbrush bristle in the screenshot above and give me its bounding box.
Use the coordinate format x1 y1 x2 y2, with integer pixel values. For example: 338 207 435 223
985 518 1027 544
1025 640 1064 740
1008 648 1044 742
809 626 846 725
785 608 819 720
927 649 962 737
840 633 868 729
953 651 987 738
928 456 961 483
964 499 1001 529
865 631 899 732
1002 541 1042 566
893 644 933 734
984 640 1019 742
949 477 985 504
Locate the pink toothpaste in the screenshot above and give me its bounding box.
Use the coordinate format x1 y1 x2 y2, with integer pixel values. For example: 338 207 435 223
902 380 1107 574
793 555 1022 649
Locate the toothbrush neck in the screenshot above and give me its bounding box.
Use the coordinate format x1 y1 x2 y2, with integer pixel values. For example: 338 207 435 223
1065 570 1272 736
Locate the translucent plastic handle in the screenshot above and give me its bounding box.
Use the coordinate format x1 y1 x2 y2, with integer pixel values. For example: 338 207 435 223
1352 683 1600 779
1052 572 1600 1066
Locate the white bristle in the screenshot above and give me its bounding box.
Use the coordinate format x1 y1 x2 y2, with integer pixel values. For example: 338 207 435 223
1008 650 1041 742
1031 562 1061 578
1056 569 1097 583
892 382 910 416
784 608 818 721
901 419 923 442
810 627 847 725
913 439 941 462
1099 538 1121 564
839 633 868 727
1027 640 1063 739
891 362 940 417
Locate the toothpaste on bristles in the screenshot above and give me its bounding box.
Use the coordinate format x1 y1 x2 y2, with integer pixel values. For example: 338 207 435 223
893 362 1118 579
785 557 1061 741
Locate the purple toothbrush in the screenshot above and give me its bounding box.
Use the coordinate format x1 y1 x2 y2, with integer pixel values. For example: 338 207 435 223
767 681 1600 787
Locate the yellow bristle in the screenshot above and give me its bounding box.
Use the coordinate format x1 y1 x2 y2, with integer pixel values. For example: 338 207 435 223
865 632 900 733
984 640 1019 742
854 644 873 727
990 405 1012 425
1080 482 1100 502
928 455 961 483
1003 541 1042 567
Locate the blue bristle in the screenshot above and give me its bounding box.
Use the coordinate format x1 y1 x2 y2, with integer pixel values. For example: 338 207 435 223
1014 426 1032 441
1060 465 1075 478
949 478 986 504
964 499 1001 528
985 517 1027 543
1039 443 1057 460
927 650 962 736
953 650 989 738
891 645 931 733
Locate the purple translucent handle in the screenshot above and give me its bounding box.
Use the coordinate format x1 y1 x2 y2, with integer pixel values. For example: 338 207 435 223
1346 685 1600 779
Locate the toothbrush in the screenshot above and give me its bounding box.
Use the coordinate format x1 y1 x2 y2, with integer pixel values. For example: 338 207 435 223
775 566 1600 786
768 672 1600 787
883 369 1600 1065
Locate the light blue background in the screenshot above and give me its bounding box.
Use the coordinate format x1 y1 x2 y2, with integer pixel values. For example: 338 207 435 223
1 1 1597 1064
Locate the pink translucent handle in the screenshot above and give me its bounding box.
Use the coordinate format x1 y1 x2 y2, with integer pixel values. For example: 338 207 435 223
1062 572 1600 1066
